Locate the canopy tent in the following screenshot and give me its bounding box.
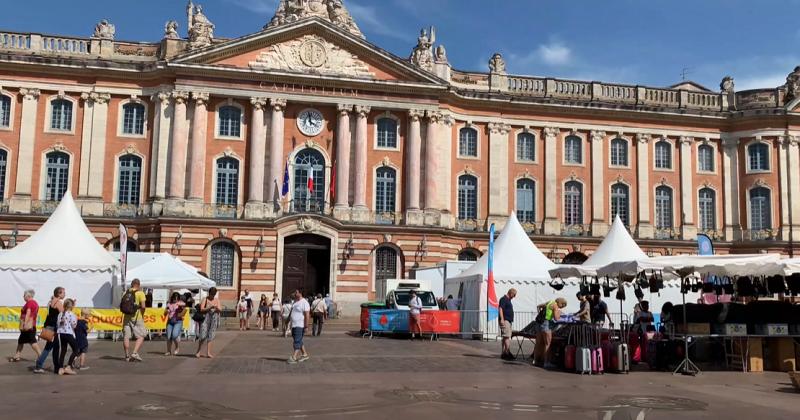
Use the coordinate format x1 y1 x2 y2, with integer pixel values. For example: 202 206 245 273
444 212 559 335
596 254 783 278
751 257 800 277
110 252 215 290
549 216 648 279
0 194 118 308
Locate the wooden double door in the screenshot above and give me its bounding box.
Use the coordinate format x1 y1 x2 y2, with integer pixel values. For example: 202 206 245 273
282 234 331 299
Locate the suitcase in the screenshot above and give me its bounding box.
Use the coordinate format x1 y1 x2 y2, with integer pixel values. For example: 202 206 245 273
576 347 591 374
591 347 604 374
601 341 614 368
564 344 577 371
614 343 630 373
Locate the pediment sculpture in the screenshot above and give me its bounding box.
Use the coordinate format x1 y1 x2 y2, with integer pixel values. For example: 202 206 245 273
249 34 374 78
187 1 215 50
92 19 115 40
786 66 800 101
266 0 364 39
410 27 435 72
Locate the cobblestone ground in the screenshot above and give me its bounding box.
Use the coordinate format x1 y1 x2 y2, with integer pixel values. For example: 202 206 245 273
0 321 797 419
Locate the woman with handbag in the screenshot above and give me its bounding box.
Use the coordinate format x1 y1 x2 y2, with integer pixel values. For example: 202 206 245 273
9 289 41 363
195 287 221 358
34 286 65 374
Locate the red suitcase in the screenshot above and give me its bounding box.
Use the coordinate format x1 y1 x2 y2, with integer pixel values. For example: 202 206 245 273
564 345 577 371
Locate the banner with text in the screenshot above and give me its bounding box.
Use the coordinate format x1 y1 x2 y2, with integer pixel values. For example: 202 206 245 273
368 310 461 334
0 307 190 332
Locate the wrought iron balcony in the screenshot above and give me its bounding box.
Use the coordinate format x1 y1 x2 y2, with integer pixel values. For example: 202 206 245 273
561 223 590 237
456 218 482 232
743 229 778 241
285 200 329 216
375 211 397 225
31 200 59 215
655 227 678 240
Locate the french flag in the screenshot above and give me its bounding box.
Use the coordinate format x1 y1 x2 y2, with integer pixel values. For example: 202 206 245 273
487 223 499 321
307 168 314 194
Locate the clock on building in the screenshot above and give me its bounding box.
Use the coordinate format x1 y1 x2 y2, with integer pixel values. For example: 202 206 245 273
297 108 325 137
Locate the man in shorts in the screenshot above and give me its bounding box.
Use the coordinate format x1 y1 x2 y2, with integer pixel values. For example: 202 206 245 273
498 288 517 360
122 278 147 362
288 290 310 364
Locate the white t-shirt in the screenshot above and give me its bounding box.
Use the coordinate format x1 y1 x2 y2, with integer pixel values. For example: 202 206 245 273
409 296 423 315
312 298 327 314
290 299 310 328
271 298 282 311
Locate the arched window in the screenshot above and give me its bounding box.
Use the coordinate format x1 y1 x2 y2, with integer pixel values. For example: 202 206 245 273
0 95 10 128
44 151 69 201
118 155 142 205
564 135 582 164
747 143 769 172
209 242 236 287
564 181 583 226
516 178 535 224
459 127 478 157
654 141 672 169
610 138 628 166
50 99 72 131
457 174 477 220
215 157 239 206
655 186 673 229
375 167 396 222
698 144 714 172
749 187 771 231
218 105 242 138
0 150 6 200
112 240 138 252
517 132 535 161
293 149 326 212
122 102 146 135
375 246 398 283
698 188 716 231
610 183 629 226
376 118 398 149
458 249 480 262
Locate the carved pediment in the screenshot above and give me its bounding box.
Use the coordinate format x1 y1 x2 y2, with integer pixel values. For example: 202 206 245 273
247 34 374 78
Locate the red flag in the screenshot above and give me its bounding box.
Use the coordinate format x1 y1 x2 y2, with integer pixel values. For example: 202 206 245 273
329 161 336 204
307 168 314 194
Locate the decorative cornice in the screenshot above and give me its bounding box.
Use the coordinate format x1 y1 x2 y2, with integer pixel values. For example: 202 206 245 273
249 97 267 110
591 130 606 143
408 109 425 121
636 133 651 144
337 103 354 115
427 110 444 124
355 105 371 117
80 91 111 105
172 91 190 104
270 98 287 111
440 114 455 127
154 90 171 105
488 122 511 135
192 91 210 105
679 136 694 146
19 88 40 100
544 126 559 139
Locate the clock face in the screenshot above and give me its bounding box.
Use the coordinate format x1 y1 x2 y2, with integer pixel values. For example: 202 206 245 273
297 109 325 137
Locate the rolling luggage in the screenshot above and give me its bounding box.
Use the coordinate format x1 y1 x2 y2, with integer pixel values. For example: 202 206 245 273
614 343 630 373
564 344 577 371
576 325 592 375
591 327 604 374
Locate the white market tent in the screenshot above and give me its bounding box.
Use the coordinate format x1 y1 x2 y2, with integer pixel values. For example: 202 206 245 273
111 252 215 290
444 212 557 335
0 194 118 308
596 254 783 279
549 216 647 279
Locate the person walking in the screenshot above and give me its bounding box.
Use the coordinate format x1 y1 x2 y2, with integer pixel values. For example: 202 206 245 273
257 294 269 331
281 297 292 337
237 295 248 331
196 287 221 358
164 292 186 356
498 288 517 360
34 287 65 374
10 289 41 363
287 291 310 364
311 294 327 337
408 290 423 339
270 293 282 331
244 289 253 330
56 299 79 376
73 309 90 370
121 278 147 362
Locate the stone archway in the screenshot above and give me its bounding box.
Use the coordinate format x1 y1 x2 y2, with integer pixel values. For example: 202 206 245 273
282 233 331 300
275 218 339 301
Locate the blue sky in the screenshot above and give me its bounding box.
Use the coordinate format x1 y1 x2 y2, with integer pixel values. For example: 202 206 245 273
2 0 798 90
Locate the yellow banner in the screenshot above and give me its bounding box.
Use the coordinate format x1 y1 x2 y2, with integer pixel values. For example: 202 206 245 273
0 307 190 332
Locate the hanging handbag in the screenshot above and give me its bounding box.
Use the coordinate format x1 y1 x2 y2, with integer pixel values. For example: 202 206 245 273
615 284 626 301
39 327 55 343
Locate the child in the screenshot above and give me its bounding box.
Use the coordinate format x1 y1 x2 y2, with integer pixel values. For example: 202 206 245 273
73 309 90 370
237 295 248 331
281 298 292 337
56 299 79 375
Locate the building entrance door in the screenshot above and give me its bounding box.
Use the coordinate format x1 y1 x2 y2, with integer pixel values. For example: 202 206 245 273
282 234 331 299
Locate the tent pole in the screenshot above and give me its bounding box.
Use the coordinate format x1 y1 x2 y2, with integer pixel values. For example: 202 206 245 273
673 276 701 376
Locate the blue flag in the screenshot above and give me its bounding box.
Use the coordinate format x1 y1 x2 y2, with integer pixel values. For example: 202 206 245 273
487 223 499 321
281 159 290 197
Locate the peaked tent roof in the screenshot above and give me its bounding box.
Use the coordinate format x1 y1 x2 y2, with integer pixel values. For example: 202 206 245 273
450 212 556 283
0 194 117 271
550 216 647 279
120 253 215 290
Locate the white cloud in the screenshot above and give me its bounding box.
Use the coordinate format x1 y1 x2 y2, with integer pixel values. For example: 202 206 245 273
348 2 407 40
225 0 279 14
537 41 571 66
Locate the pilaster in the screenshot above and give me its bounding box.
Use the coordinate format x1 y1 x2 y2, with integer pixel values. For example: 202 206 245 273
722 135 742 241
352 105 371 221
149 91 172 206
267 98 287 213
590 130 607 237
488 122 511 229
78 91 111 216
680 136 696 239
188 92 209 204
778 135 791 240
543 127 560 235
334 104 353 221
166 91 190 213
246 97 268 207
636 133 654 238
8 88 39 214
405 109 424 225
786 134 800 241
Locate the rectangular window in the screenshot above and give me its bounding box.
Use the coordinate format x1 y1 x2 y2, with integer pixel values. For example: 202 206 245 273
458 177 477 220
122 104 145 135
0 96 10 128
516 181 535 223
50 100 73 131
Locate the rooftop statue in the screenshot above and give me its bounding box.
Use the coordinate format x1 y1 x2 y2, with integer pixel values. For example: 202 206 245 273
410 27 436 72
266 0 364 39
92 19 115 40
187 1 215 50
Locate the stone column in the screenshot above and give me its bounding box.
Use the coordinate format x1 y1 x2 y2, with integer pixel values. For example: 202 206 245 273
333 104 352 221
722 135 741 241
590 130 607 236
405 109 424 225
82 92 111 216
78 94 94 199
636 133 653 238
149 91 172 208
679 136 696 239
267 98 287 215
787 135 800 241
8 88 39 213
351 105 371 222
167 91 190 213
543 127 560 235
487 122 511 229
245 97 268 218
185 92 209 217
424 112 444 225
778 136 790 240
438 114 455 227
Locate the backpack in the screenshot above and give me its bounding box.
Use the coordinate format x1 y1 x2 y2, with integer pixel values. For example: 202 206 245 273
120 289 138 315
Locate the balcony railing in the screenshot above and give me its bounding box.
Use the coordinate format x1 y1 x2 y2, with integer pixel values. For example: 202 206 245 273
743 229 778 241
375 211 397 225
655 227 678 240
31 200 59 215
456 218 481 232
0 201 9 214
561 224 590 237
103 203 147 218
520 221 539 234
698 229 722 241
285 200 329 217
204 204 243 220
